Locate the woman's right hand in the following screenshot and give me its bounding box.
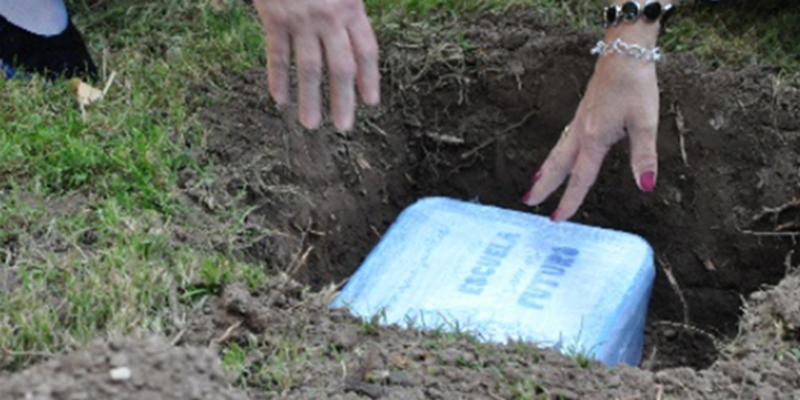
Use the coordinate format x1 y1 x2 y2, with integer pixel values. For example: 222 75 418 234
253 0 381 131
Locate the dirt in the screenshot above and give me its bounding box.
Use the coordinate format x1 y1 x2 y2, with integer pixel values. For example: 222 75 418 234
3 7 800 400
3 269 799 399
183 272 800 400
0 336 248 400
195 10 800 370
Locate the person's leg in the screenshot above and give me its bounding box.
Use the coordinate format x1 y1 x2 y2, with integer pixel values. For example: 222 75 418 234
0 0 97 80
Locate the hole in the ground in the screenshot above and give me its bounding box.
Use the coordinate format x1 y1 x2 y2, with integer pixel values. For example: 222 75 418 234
200 12 800 372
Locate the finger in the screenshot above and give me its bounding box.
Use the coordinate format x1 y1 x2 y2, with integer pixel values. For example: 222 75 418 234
552 141 610 222
523 124 580 207
629 120 659 192
294 33 324 129
322 26 358 131
347 12 380 106
266 27 291 105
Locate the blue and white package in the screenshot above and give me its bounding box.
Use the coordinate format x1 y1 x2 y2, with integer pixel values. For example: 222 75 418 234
331 197 655 366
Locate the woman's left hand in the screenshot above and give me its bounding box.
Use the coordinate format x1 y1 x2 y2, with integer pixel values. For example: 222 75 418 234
522 24 662 222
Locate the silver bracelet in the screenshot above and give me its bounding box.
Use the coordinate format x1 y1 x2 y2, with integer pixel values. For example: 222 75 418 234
591 38 662 63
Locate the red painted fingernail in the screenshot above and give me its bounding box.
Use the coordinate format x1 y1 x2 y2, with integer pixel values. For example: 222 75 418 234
522 190 533 205
639 172 656 192
550 208 561 222
532 170 543 184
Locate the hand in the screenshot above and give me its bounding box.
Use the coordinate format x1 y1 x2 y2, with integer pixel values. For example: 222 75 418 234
522 29 661 222
253 0 380 131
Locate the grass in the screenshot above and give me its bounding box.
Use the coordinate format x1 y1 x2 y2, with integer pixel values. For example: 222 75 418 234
658 1 800 72
221 333 308 395
252 334 307 394
0 0 799 388
0 0 270 369
366 0 800 73
511 377 550 400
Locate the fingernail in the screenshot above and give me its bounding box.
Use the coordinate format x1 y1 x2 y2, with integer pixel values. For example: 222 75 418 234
522 190 533 205
337 117 355 133
368 91 381 106
532 170 543 184
300 114 321 130
639 172 656 192
550 208 561 222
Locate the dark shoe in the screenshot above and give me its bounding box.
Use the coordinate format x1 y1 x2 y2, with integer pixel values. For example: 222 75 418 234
0 15 97 81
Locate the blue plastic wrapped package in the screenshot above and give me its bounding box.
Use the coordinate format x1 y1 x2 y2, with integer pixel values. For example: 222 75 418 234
331 197 655 366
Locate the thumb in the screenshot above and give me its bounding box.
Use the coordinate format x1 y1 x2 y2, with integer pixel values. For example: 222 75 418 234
629 121 659 192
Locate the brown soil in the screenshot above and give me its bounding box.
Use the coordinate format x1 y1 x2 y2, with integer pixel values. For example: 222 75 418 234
0 337 248 400
196 10 800 370
3 270 799 399
184 271 800 399
3 8 800 400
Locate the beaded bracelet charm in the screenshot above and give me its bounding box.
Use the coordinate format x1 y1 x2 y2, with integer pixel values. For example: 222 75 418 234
604 1 677 28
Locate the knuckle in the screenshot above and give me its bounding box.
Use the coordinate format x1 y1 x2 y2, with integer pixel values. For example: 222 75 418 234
272 10 289 24
581 136 610 158
322 10 339 25
568 172 594 191
317 0 353 22
578 146 603 165
298 63 322 81
270 59 290 75
331 59 357 81
632 117 659 135
268 49 290 67
639 123 659 135
336 0 361 13
581 128 608 146
545 152 569 175
307 5 334 25
359 41 379 64
632 153 658 169
581 135 602 151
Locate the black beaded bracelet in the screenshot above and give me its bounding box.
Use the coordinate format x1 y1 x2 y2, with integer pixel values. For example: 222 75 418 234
604 1 677 28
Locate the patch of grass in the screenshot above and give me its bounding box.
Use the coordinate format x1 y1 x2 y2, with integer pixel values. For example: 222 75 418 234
513 342 542 363
0 186 269 369
783 347 800 363
573 352 593 369
251 334 308 395
219 319 312 395
366 0 541 16
511 377 549 400
560 328 598 370
455 355 483 370
3 1 265 211
362 308 388 335
0 0 269 370
661 2 800 73
222 341 249 383
368 0 800 74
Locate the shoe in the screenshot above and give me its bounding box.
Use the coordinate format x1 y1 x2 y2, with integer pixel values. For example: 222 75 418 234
0 14 97 81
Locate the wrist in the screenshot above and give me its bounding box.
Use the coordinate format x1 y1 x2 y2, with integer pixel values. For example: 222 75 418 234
604 22 659 48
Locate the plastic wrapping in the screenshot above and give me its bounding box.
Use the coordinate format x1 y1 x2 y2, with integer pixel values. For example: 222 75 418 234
331 197 655 366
